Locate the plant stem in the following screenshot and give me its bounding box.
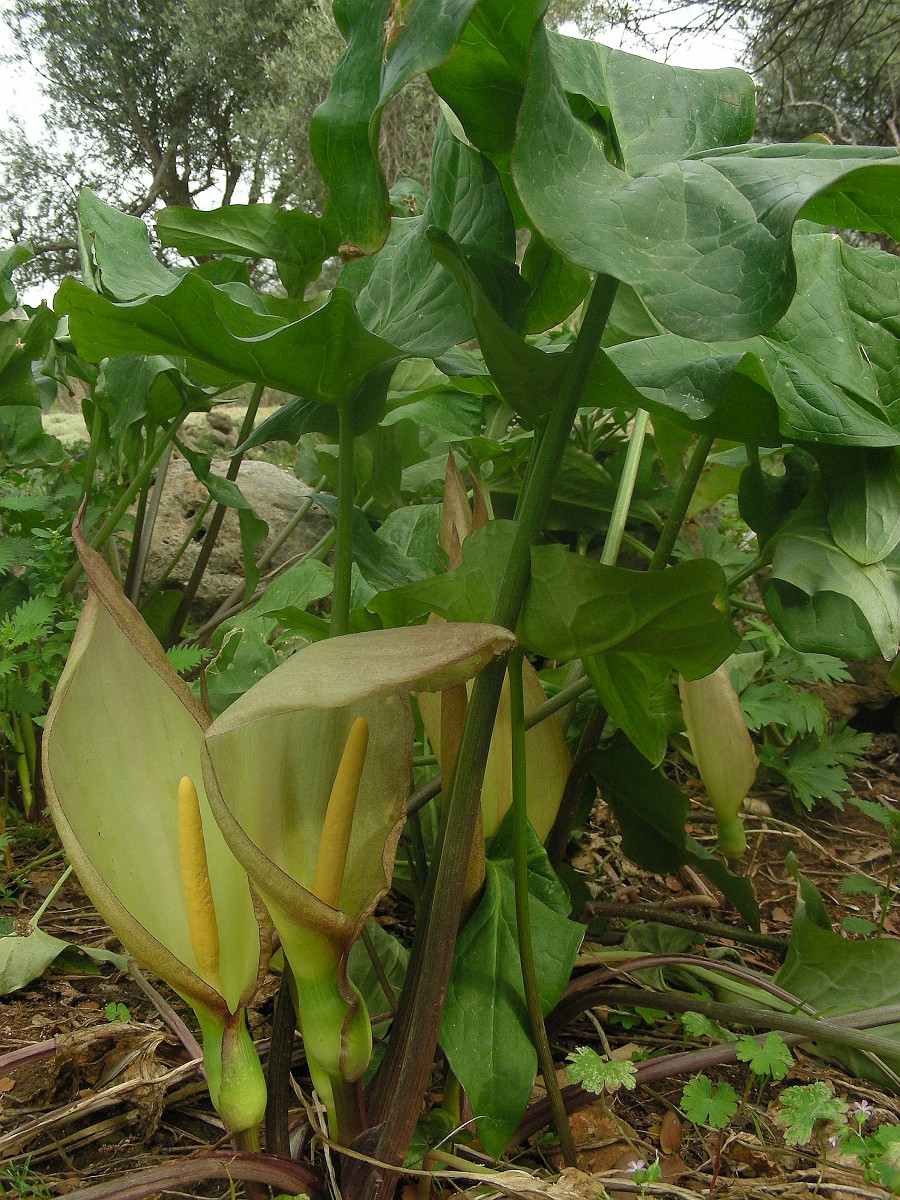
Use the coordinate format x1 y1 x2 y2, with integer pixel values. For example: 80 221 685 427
601 409 649 567
877 850 895 938
11 712 35 820
78 401 104 509
61 405 192 595
330 407 355 637
648 433 715 571
127 439 174 604
30 864 73 926
192 475 327 636
265 962 297 1159
362 275 618 1197
509 649 577 1166
139 496 213 608
405 676 597 819
729 597 767 614
546 698 609 868
513 1004 900 1147
167 386 264 643
553 410 649 739
552 984 900 1060
361 922 397 1012
527 675 595 728
581 903 789 951
123 430 154 601
727 557 765 590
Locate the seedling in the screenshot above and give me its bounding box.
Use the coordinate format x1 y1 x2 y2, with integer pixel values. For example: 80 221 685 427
736 1032 794 1104
733 622 872 812
681 1074 740 1187
838 1121 900 1193
625 1156 662 1196
681 1011 737 1044
104 1001 131 1023
565 1046 638 1096
773 1081 848 1175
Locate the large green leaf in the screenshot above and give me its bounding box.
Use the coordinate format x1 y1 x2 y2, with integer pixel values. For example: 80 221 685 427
78 190 176 300
310 0 481 253
426 229 563 417
766 488 900 659
547 32 755 176
372 521 739 678
775 860 900 1089
94 355 212 439
0 405 66 465
427 228 645 419
0 304 58 407
316 494 429 593
439 821 584 1157
521 228 590 333
156 204 340 297
57 275 401 406
738 447 817 547
583 651 670 765
338 121 516 356
592 737 759 928
605 337 783 445
604 226 900 447
0 241 32 315
511 25 900 340
758 226 900 439
522 542 738 675
429 0 548 164
817 446 900 565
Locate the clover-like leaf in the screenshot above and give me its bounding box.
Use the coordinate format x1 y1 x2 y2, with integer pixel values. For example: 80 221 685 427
681 1075 739 1130
774 1082 848 1145
566 1046 637 1095
736 1033 794 1080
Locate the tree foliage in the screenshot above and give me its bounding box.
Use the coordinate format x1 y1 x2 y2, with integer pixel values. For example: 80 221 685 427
0 0 438 286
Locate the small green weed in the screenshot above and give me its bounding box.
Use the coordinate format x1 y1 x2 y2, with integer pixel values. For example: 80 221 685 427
729 620 871 810
0 1156 53 1200
565 1046 637 1096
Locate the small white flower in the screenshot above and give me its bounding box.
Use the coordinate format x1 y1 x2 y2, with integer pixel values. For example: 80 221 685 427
624 1159 647 1176
852 1100 874 1123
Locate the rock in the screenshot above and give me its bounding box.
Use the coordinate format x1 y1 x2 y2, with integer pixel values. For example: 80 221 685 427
815 656 897 727
142 456 331 617
207 409 235 435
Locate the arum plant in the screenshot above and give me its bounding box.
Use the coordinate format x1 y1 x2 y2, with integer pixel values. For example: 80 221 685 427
200 620 516 1143
44 517 515 1150
43 523 270 1146
679 666 759 858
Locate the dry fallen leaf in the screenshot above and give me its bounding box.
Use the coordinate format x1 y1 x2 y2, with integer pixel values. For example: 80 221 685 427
460 1167 606 1198
660 1109 683 1154
549 1104 640 1173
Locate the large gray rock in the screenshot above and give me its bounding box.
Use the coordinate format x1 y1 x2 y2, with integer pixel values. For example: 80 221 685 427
143 456 330 616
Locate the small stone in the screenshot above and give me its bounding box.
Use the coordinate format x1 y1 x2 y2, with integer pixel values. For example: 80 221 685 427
142 456 331 616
